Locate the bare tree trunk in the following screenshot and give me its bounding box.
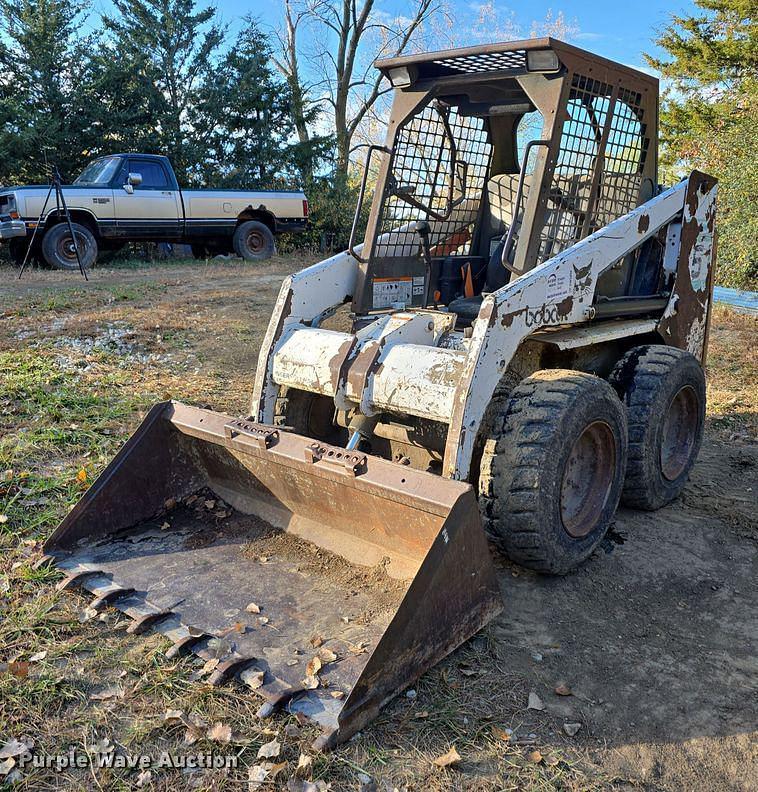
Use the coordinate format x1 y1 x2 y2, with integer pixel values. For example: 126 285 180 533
273 0 312 178
277 0 438 180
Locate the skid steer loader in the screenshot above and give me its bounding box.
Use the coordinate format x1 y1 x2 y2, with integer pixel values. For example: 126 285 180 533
43 39 717 749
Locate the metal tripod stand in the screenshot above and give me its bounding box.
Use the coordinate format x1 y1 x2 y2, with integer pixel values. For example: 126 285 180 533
17 164 88 280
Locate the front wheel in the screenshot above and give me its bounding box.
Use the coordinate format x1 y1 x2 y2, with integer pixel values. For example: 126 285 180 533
478 370 628 574
41 222 98 271
232 220 275 261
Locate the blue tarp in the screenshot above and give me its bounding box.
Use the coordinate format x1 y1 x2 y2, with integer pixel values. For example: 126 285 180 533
713 286 758 315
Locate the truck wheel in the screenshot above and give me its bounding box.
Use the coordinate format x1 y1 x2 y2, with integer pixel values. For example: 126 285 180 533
41 223 97 271
233 220 275 261
478 370 627 574
609 345 705 510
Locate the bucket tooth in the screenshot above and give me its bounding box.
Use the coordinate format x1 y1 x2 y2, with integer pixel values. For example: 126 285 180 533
90 586 136 612
165 633 212 660
57 568 101 591
126 609 174 635
207 657 260 686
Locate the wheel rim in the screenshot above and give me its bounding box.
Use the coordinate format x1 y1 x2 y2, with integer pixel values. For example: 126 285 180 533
660 385 699 481
246 230 266 254
57 232 86 263
560 421 616 538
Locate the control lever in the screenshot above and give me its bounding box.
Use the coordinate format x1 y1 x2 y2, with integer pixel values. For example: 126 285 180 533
413 220 434 307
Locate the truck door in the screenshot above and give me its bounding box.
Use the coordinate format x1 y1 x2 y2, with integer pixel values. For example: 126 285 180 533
114 158 181 237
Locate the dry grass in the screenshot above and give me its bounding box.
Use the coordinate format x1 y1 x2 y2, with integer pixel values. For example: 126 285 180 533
0 260 755 790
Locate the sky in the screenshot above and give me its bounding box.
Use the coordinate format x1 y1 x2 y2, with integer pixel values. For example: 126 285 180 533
83 0 700 79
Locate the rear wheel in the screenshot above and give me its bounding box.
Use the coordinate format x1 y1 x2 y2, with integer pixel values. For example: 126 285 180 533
609 345 706 510
41 222 98 270
233 220 275 261
478 369 627 574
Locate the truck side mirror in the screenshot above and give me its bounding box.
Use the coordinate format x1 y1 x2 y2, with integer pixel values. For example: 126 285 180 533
123 172 142 193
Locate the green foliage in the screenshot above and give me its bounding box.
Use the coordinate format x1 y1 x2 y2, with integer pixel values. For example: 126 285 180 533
0 0 308 189
648 0 757 289
0 0 100 182
193 16 299 188
279 174 371 255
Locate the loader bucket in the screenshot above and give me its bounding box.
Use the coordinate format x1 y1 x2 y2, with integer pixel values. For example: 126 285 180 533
44 401 501 749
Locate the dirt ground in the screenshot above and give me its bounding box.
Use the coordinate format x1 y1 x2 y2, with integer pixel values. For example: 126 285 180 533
0 257 756 791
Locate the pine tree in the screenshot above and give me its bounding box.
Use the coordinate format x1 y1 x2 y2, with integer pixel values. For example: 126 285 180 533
0 0 102 184
194 17 297 188
102 0 225 183
647 0 757 288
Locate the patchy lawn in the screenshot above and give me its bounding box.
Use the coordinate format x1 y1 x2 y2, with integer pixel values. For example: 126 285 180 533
1 260 756 791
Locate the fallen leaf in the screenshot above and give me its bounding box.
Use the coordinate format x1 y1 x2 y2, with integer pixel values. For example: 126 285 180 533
163 709 185 723
160 521 170 530
527 692 545 710
554 683 572 696
459 667 477 677
218 622 244 637
246 670 265 689
245 602 261 614
0 739 31 760
330 690 344 699
204 499 216 510
414 710 429 719
433 746 461 768
528 750 543 763
7 661 29 678
317 647 337 663
136 769 152 787
269 761 287 780
0 515 7 525
286 659 299 666
164 497 177 510
302 674 319 689
79 606 98 623
0 758 15 776
490 725 511 742
306 656 322 677
544 754 560 767
206 722 232 742
29 651 47 662
295 753 313 777
248 764 268 789
201 658 219 675
257 739 281 759
258 616 270 625
76 468 88 484
563 722 581 736
309 634 323 648
90 685 124 701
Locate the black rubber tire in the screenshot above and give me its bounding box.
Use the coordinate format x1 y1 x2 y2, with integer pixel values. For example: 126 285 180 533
233 220 275 261
609 345 706 510
478 369 628 574
41 222 97 270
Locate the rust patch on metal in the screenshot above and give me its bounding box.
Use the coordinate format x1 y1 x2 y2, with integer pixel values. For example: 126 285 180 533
556 295 573 318
328 335 358 394
637 213 650 234
658 171 717 362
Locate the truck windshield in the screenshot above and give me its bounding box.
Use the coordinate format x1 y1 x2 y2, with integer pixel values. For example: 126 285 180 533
74 157 121 185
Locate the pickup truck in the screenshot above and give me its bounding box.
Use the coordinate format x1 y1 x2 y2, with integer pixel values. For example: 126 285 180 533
0 153 308 269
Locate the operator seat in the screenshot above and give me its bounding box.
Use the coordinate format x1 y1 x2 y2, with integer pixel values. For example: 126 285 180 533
448 173 528 324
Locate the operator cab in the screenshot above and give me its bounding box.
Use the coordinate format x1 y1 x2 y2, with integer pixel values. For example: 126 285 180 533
349 39 662 327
